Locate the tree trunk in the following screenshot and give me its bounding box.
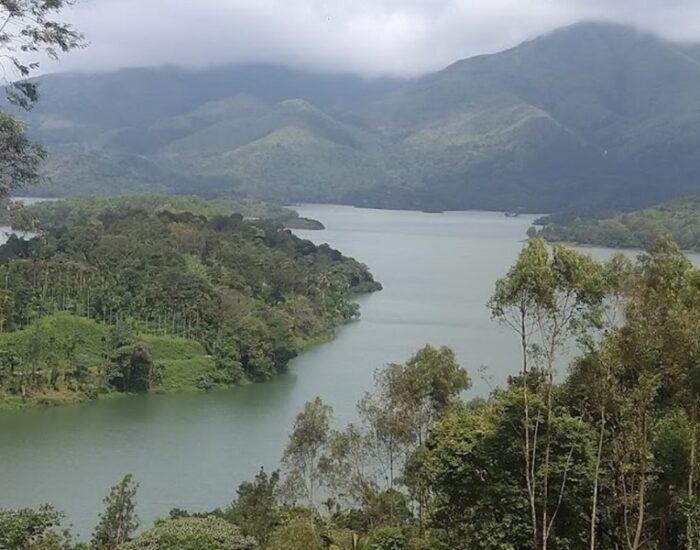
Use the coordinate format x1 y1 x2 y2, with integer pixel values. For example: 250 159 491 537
590 408 606 550
689 413 698 549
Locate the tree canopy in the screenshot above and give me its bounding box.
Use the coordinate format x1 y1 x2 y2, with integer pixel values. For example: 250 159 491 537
0 197 380 407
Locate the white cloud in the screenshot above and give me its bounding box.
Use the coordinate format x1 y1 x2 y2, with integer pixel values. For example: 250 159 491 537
40 0 700 77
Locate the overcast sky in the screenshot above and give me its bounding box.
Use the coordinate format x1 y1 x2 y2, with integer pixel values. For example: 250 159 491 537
45 0 700 77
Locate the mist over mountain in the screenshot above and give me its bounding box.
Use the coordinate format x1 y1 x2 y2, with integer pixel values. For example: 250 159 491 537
19 22 700 212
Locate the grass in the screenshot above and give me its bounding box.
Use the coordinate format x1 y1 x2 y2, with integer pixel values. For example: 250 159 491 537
0 313 109 366
0 315 341 410
0 313 216 409
157 359 214 392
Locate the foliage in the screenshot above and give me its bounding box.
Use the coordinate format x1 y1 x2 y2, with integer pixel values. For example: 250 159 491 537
0 112 46 197
366 527 410 550
266 514 325 550
425 386 594 549
92 475 139 549
9 195 322 232
0 0 83 108
120 517 257 550
281 397 334 506
535 197 700 251
226 468 281 546
0 505 77 550
0 197 380 405
0 0 83 199
9 237 700 550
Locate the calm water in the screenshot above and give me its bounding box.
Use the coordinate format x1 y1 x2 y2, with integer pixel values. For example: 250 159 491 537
0 206 689 537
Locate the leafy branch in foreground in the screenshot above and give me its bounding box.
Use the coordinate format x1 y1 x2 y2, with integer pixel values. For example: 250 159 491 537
0 0 84 200
0 0 84 109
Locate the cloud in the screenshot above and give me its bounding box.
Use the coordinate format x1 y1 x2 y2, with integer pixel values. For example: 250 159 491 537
42 0 700 77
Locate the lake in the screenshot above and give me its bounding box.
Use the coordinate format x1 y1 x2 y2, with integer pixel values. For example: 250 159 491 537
0 205 683 538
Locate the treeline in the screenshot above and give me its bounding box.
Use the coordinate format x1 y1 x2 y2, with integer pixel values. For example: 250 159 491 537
7 194 324 232
533 197 700 250
8 236 700 548
0 198 379 405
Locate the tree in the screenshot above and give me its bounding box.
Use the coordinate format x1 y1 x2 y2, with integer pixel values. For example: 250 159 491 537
107 344 155 393
0 112 45 197
357 346 470 493
489 239 607 550
226 468 281 546
367 526 410 550
425 386 594 550
397 345 470 446
358 372 414 492
0 0 83 198
0 504 77 549
282 397 333 507
266 513 325 550
92 475 139 549
121 517 257 550
560 237 700 549
382 346 469 535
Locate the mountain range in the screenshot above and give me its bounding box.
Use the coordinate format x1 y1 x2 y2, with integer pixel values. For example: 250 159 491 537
17 22 700 212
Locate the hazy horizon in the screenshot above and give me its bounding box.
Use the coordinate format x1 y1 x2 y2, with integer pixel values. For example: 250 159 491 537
30 0 700 79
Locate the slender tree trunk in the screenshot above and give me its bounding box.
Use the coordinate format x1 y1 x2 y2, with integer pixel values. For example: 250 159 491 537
632 412 648 550
590 408 606 550
515 305 539 549
542 362 555 550
523 377 539 550
689 409 698 549
521 303 528 374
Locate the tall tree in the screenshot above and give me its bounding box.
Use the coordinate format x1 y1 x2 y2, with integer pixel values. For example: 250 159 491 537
490 239 606 550
92 474 139 549
226 468 280 547
281 397 333 507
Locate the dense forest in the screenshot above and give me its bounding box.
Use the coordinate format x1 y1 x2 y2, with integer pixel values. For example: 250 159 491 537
534 197 700 251
0 196 379 409
7 195 325 232
6 236 700 549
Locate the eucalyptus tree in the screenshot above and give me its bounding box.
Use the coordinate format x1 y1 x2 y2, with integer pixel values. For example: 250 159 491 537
425 385 594 550
607 238 700 549
489 239 607 550
92 475 139 549
281 397 333 507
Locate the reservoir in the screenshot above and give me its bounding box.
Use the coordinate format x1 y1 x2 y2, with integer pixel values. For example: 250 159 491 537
0 205 668 537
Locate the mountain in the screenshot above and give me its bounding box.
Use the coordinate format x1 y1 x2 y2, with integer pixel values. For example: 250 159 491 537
23 65 400 200
352 22 700 210
16 22 700 212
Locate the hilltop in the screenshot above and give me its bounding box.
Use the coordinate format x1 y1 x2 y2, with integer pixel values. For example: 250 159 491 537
17 22 700 212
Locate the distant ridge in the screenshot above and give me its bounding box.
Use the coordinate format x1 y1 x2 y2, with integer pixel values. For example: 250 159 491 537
18 22 700 213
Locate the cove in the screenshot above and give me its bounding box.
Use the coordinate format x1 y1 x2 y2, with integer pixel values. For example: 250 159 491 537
0 205 673 538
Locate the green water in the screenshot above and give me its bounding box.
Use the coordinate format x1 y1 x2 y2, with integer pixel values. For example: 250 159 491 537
0 206 673 538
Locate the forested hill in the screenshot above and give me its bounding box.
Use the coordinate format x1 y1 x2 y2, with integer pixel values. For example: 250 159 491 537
534 197 700 250
0 197 380 409
17 22 700 212
8 194 325 231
